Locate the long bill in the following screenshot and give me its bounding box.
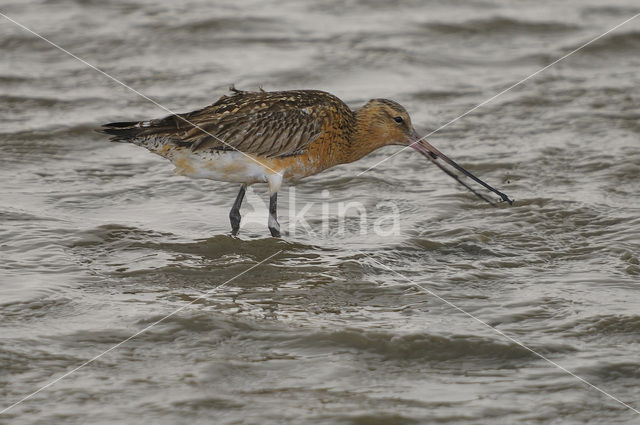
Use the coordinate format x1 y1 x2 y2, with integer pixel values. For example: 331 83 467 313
409 137 514 206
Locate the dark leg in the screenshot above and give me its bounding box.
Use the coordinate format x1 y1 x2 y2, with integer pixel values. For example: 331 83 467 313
229 184 246 235
268 192 280 237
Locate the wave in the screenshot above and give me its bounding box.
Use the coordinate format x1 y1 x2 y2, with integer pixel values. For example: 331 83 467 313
0 94 76 109
171 16 277 33
425 16 579 36
581 6 640 19
71 224 316 256
572 31 640 55
562 314 640 340
576 361 640 383
292 329 572 361
0 340 82 375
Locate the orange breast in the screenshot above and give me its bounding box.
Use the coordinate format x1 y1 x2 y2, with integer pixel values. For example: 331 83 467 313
260 130 351 182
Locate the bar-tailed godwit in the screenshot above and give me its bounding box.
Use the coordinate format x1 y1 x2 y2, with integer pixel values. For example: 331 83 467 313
101 88 512 236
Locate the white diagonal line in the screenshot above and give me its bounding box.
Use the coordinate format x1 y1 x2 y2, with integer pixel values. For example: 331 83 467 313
0 250 282 416
0 11 282 176
361 252 640 416
357 12 640 177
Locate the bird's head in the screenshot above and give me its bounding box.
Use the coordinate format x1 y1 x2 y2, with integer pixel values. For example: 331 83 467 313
354 98 514 206
355 99 419 148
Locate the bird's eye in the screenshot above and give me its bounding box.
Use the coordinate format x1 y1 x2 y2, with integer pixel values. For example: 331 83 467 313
393 116 404 123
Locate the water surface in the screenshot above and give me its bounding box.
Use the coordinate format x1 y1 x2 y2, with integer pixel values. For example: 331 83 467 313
1 1 640 424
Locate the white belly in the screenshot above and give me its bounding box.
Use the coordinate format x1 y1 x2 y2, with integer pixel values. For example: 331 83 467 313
171 150 272 184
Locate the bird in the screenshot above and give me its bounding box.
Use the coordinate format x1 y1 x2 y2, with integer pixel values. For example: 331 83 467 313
100 87 512 237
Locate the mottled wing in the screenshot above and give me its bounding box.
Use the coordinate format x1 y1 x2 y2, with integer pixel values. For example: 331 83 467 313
184 107 323 157
101 90 349 158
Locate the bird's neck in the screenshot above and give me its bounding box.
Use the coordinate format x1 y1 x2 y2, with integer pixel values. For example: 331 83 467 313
343 108 387 164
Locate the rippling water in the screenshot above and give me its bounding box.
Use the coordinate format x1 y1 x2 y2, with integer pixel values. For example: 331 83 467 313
1 1 640 424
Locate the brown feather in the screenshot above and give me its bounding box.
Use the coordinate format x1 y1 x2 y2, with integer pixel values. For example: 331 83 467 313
116 89 351 158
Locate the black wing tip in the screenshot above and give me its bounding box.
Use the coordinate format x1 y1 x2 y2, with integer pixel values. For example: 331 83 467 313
97 121 141 141
105 121 139 128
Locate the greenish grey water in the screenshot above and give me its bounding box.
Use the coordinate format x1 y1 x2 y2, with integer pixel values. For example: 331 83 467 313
1 1 640 424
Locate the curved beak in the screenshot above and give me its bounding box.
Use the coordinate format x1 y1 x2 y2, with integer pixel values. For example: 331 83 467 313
408 131 513 206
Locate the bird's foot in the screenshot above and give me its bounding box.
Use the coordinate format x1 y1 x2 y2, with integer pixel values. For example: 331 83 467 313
229 212 241 235
268 220 281 237
269 226 281 237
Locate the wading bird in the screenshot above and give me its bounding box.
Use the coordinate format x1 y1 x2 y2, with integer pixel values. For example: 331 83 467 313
101 88 512 236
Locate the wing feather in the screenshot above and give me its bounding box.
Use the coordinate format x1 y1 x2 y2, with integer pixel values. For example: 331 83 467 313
180 108 322 157
103 90 351 158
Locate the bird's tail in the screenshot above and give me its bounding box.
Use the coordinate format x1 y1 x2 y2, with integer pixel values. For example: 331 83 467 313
98 118 184 159
98 121 146 143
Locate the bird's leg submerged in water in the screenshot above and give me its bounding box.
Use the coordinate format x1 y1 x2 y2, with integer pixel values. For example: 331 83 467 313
229 184 246 235
267 173 283 237
268 193 280 237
